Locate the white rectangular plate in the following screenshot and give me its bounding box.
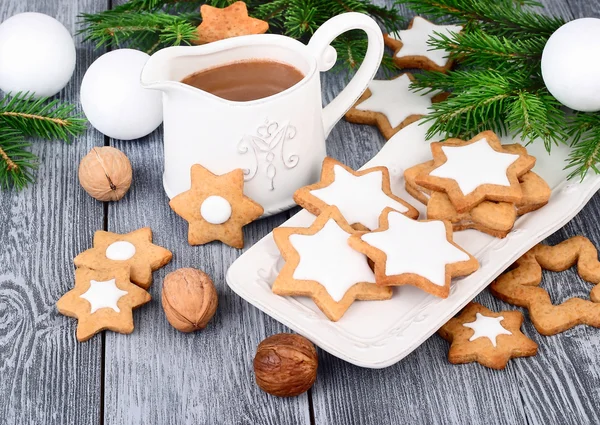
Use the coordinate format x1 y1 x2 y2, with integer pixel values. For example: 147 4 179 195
226 121 600 368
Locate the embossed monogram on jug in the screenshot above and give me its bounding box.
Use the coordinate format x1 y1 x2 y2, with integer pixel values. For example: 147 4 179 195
237 119 299 190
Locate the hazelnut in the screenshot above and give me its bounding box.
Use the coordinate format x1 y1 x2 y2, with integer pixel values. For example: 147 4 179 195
253 333 318 397
161 268 218 332
78 146 132 201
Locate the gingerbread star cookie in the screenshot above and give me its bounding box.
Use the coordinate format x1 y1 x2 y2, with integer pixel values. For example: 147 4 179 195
74 227 172 289
344 73 447 140
349 208 478 298
490 236 600 335
415 131 536 213
169 164 263 248
57 267 151 342
195 1 269 44
384 17 462 72
294 157 418 231
438 302 538 370
273 206 392 321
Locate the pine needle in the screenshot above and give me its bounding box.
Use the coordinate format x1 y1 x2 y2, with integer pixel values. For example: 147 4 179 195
0 93 86 143
0 128 38 190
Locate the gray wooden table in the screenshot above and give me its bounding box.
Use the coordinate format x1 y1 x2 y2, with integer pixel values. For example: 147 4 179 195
2 0 600 424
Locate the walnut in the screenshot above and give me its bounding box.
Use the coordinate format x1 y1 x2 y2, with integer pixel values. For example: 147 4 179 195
161 268 218 332
78 146 132 201
253 333 318 397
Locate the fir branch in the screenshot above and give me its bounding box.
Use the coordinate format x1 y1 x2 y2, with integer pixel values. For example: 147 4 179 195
78 10 198 53
0 128 37 190
396 0 564 37
565 113 600 180
414 70 565 148
0 93 86 143
428 28 546 72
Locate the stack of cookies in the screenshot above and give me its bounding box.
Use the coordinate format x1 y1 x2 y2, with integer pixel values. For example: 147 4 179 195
56 227 172 341
404 131 551 238
272 157 479 322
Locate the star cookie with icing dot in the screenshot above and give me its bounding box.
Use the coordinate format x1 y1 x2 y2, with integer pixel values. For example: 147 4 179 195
194 1 269 44
491 236 600 335
294 157 418 231
438 302 538 369
384 16 462 72
349 208 478 298
74 227 172 289
272 206 392 321
57 267 151 342
169 164 263 248
415 131 536 213
345 73 447 140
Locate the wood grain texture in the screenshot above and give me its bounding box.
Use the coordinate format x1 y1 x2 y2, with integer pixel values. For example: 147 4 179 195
2 0 600 424
103 132 309 425
0 1 106 424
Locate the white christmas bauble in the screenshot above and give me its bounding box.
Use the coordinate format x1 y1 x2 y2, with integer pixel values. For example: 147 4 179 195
541 18 600 112
0 12 76 98
80 49 163 140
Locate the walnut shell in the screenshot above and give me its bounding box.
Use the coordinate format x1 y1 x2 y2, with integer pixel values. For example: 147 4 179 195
253 333 318 397
78 146 132 201
161 268 218 332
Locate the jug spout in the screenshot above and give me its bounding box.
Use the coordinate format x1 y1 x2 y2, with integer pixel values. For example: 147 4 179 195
140 46 185 92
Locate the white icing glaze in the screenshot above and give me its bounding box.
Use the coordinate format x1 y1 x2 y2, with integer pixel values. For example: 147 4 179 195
429 138 520 195
200 195 232 224
463 313 512 347
390 17 462 67
288 218 376 302
310 165 409 230
356 74 436 128
105 241 136 261
80 278 128 314
361 211 470 286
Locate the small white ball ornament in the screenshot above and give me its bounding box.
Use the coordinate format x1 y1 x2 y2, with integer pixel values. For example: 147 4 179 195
80 49 163 140
541 18 600 112
0 12 76 98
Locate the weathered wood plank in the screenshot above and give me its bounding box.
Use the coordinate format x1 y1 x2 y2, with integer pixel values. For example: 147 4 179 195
0 1 106 424
103 120 309 424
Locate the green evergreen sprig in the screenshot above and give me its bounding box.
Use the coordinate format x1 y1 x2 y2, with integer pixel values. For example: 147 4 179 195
79 0 404 71
0 93 85 189
0 128 37 190
397 0 600 178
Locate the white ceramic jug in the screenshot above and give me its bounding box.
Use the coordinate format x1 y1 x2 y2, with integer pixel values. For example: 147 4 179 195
141 12 384 216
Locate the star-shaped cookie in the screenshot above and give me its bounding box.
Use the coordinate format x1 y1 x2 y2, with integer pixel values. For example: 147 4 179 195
195 1 269 44
384 16 462 72
490 236 600 335
415 131 536 213
74 227 172 289
57 267 151 342
294 157 418 231
438 302 538 370
272 206 392 321
344 73 446 140
349 208 478 298
169 164 263 248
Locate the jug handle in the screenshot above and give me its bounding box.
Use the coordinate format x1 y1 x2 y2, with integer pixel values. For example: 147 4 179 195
307 13 384 138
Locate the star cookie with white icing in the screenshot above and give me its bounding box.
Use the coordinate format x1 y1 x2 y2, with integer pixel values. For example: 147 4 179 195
415 131 536 213
294 157 418 231
384 16 462 72
272 206 392 321
344 73 447 140
349 208 478 298
438 302 538 369
57 267 152 342
169 164 264 248
74 227 172 289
